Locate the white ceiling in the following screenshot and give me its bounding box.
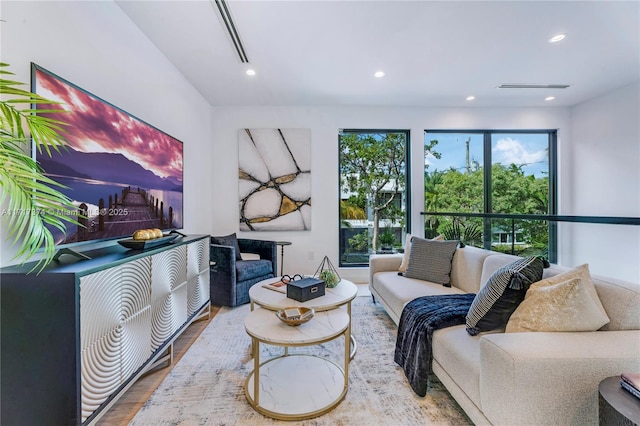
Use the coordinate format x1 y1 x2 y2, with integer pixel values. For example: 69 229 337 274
117 0 640 108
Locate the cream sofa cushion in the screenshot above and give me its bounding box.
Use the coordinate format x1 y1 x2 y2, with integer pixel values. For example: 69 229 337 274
432 325 484 407
506 277 610 332
370 271 463 324
450 246 504 293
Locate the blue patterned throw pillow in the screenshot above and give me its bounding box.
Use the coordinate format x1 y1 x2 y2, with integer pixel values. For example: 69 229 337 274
466 256 546 335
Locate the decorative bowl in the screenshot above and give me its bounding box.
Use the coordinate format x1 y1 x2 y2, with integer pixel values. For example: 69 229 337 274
275 307 314 326
118 234 178 250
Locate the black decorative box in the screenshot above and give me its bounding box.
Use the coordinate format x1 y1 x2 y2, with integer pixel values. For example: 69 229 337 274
287 277 325 302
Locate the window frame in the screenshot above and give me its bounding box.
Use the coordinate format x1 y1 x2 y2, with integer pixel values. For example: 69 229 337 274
338 129 411 267
424 129 558 262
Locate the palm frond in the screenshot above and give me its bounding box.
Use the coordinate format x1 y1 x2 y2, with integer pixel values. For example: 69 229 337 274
0 63 77 272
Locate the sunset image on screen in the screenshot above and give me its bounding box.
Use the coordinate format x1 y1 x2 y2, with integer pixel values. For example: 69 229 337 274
33 65 184 244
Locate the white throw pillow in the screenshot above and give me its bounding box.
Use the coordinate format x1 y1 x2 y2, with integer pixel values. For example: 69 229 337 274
240 253 260 260
506 277 610 332
398 234 444 272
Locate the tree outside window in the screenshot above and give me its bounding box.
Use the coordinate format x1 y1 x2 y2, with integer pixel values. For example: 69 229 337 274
424 131 556 259
339 130 409 266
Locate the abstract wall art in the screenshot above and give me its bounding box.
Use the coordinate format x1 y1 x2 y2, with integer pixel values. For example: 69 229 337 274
239 128 311 231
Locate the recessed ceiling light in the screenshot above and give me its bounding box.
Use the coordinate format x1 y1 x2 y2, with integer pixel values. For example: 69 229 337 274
246 69 256 76
374 71 385 78
549 34 566 43
545 96 555 101
466 96 475 101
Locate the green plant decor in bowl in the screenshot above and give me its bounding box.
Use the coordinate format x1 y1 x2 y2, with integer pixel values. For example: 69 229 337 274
314 255 341 288
319 269 339 288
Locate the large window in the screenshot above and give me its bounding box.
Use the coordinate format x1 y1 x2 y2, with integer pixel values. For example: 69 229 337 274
339 130 410 267
424 130 557 261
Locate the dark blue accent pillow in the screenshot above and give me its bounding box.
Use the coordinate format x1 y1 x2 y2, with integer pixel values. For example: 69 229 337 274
211 233 242 261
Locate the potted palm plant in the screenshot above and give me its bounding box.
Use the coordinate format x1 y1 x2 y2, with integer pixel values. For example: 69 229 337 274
379 226 396 251
0 62 79 272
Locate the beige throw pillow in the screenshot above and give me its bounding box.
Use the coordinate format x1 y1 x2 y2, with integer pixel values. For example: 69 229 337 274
530 263 608 318
398 234 444 272
506 277 610 332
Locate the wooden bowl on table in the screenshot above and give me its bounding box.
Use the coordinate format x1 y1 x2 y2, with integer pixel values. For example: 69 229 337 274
275 307 314 326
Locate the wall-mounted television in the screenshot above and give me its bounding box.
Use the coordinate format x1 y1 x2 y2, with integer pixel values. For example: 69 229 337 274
31 63 184 247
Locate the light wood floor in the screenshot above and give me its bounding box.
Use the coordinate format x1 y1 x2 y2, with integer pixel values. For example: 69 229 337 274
96 285 370 424
96 305 221 425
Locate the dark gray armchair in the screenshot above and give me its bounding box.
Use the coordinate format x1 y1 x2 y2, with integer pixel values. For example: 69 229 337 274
209 235 277 307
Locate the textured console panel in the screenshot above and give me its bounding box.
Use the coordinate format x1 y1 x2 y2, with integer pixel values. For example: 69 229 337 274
187 238 208 279
151 246 188 350
81 331 121 421
188 239 210 315
79 257 152 421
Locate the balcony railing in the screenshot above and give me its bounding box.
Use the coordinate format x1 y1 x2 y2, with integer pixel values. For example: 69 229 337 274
422 211 640 263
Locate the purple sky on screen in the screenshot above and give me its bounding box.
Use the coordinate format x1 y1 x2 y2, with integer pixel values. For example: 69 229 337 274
36 69 182 181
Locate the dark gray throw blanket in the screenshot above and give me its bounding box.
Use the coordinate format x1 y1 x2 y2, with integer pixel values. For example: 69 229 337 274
394 293 476 397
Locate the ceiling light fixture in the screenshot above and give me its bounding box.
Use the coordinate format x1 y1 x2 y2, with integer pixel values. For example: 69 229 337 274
466 96 475 101
549 34 566 43
246 69 256 76
545 96 555 101
374 71 385 78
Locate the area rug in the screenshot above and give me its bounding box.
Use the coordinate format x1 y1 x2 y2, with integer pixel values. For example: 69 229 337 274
129 294 472 425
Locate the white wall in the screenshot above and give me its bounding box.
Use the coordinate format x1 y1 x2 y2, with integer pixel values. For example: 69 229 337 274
562 82 640 281
1 2 637 283
211 106 573 283
0 1 215 267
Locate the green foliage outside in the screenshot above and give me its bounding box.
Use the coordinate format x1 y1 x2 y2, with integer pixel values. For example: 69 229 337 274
441 221 483 246
378 226 397 248
339 199 366 222
347 230 370 253
425 142 550 256
340 132 407 253
339 132 551 264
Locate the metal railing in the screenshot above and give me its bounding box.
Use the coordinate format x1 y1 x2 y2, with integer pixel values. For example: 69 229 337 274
421 211 640 263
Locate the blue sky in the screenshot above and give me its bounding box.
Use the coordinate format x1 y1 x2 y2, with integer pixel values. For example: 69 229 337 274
425 132 549 178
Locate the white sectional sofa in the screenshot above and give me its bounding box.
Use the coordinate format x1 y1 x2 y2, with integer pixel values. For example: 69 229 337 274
369 246 640 426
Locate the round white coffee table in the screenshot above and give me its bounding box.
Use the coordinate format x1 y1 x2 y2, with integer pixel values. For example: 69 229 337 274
249 277 357 310
249 278 358 358
244 307 350 420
